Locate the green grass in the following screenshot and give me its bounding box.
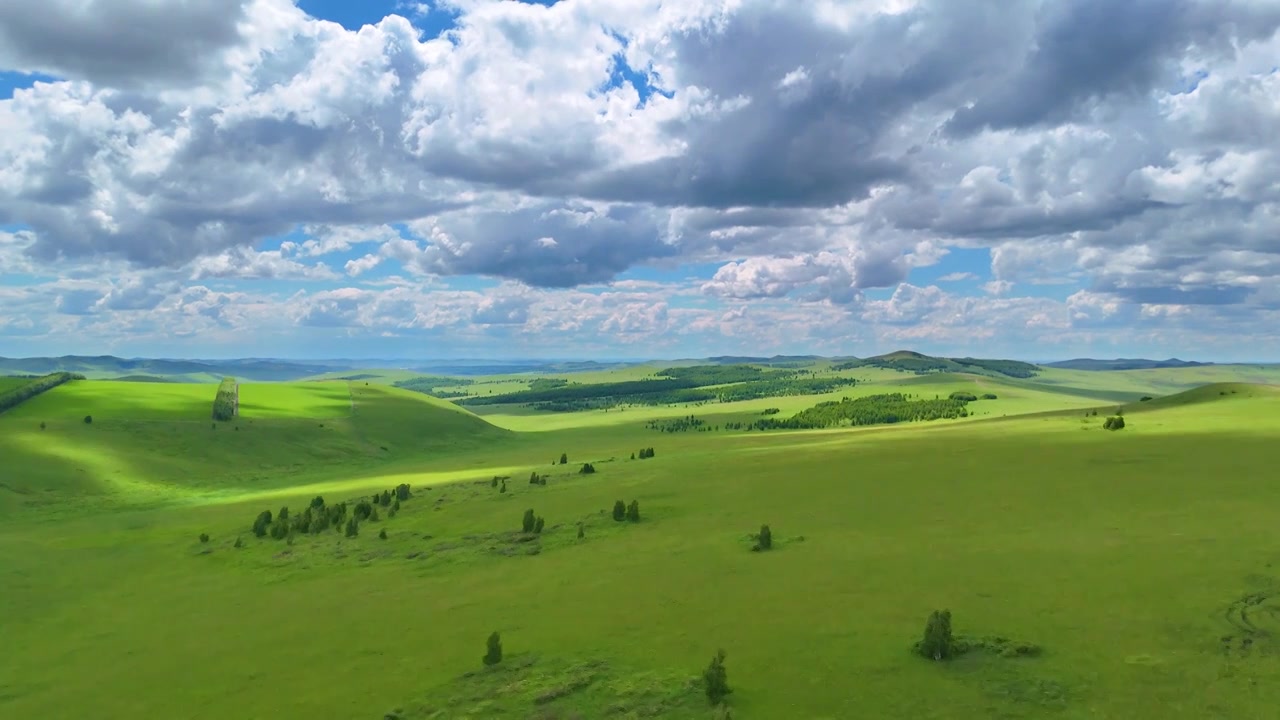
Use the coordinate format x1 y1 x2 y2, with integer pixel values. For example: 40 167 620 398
2 371 1280 718
237 381 354 419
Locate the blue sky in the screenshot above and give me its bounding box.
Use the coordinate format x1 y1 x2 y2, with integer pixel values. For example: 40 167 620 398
1 0 1278 361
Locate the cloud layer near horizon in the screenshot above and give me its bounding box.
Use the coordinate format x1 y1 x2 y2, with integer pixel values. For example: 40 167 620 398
1 0 1278 360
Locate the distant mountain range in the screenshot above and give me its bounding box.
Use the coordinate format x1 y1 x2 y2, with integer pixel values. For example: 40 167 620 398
1041 358 1213 371
0 352 1271 382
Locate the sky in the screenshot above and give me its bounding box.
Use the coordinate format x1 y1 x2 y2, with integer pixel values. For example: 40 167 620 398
1 0 1278 362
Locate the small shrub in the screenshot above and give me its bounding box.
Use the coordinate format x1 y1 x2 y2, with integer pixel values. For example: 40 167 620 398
559 452 568 465
1139 396 1153 402
233 536 243 548
483 632 503 666
980 393 997 400
39 421 46 430
534 516 545 534
630 452 636 460
626 500 640 522
83 415 93 424
199 533 210 544
702 649 731 705
612 500 626 522
379 528 388 540
758 524 772 551
577 522 585 539
500 480 508 494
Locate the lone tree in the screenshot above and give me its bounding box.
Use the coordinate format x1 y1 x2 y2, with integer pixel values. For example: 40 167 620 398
483 631 503 666
577 522 585 539
522 508 537 533
612 500 627 522
626 500 641 522
559 452 568 465
1102 415 1126 431
915 609 956 661
702 649 731 705
83 415 93 424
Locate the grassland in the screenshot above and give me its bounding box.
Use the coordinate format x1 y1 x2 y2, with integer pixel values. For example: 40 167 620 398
2 362 1279 719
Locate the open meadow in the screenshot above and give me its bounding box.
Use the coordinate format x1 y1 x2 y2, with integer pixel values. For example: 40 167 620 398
3 359 1280 719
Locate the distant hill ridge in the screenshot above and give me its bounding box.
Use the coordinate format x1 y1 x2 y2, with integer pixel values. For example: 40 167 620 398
1043 358 1213 371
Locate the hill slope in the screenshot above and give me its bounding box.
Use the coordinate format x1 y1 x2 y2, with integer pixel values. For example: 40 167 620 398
0 380 511 514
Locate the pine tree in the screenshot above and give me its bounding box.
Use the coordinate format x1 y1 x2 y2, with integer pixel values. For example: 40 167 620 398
345 517 359 538
559 452 568 465
612 500 626 522
626 500 640 522
577 522 585 539
483 632 503 666
534 516 545 534
522 509 537 533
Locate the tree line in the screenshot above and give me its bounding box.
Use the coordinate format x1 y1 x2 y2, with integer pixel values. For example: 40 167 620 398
0 372 83 414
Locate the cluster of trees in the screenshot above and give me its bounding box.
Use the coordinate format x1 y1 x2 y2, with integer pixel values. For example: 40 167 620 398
249 485 411 541
579 463 596 475
527 378 569 392
528 472 547 485
612 499 641 522
1103 415 1126 430
645 415 707 433
521 509 546 534
632 447 656 460
712 376 856 402
760 407 780 415
211 377 237 421
656 364 790 385
393 375 474 398
459 378 706 407
749 393 969 430
0 372 83 414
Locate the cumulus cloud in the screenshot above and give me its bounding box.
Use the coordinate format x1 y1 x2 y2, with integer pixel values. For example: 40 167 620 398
1 0 1278 356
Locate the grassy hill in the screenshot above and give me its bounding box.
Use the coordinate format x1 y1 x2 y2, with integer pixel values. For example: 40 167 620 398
0 379 511 515
3 366 1280 718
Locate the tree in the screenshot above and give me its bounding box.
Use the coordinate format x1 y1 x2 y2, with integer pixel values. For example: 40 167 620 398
252 510 272 538
379 528 388 540
199 533 210 544
483 632 503 666
626 500 640 522
630 452 636 460
579 463 596 475
559 452 568 465
500 480 508 494
757 524 773 550
310 495 325 509
233 536 243 548
39 421 45 430
577 522 585 539
612 500 626 522
1103 415 1126 431
522 509 537 533
916 610 956 661
278 506 289 522
534 516 545 534
83 415 93 424
395 483 411 501
345 517 359 538
702 649 731 705
491 476 499 488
